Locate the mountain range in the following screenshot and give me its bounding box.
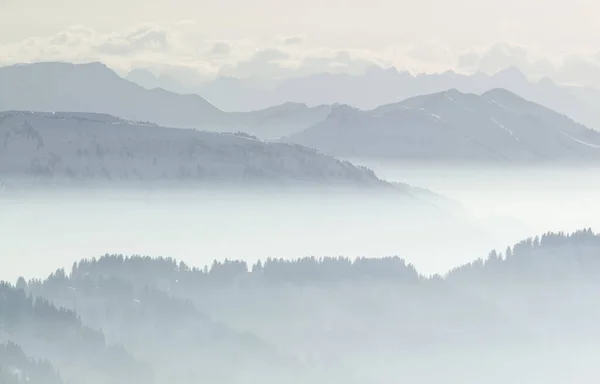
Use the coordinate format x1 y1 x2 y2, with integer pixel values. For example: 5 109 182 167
0 62 329 138
2 62 600 163
285 88 600 162
128 65 600 132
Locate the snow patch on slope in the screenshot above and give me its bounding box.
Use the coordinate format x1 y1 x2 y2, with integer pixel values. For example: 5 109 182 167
419 108 442 121
488 100 515 113
490 117 520 141
444 93 455 102
561 131 600 149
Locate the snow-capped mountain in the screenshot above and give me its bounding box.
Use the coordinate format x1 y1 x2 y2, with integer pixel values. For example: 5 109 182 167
0 111 383 186
285 89 600 162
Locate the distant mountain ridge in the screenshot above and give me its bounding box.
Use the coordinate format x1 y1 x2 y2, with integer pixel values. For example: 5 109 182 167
0 62 221 124
5 61 600 141
3 61 600 164
0 110 384 187
0 62 329 138
129 65 600 131
285 88 600 162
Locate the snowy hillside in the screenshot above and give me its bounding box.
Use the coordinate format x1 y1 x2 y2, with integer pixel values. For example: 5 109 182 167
0 111 383 186
286 89 600 162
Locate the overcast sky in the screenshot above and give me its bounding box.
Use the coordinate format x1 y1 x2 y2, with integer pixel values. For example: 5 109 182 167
2 0 600 84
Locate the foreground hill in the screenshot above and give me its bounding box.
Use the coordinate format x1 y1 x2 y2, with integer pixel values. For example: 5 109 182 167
0 62 329 138
24 269 292 384
0 111 383 187
0 282 150 384
5 229 599 383
286 89 600 162
0 342 63 384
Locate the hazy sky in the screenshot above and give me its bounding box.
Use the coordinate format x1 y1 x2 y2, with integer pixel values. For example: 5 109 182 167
2 0 600 83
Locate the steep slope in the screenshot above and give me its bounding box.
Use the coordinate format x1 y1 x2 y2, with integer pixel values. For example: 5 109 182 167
227 102 333 139
0 62 332 136
0 62 223 128
0 282 150 384
0 342 63 384
286 89 600 162
24 268 292 384
391 182 468 216
192 76 279 112
42 232 600 383
126 68 190 95
0 111 384 187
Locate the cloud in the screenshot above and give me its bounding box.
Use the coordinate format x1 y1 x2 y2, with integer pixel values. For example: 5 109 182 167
554 54 600 87
457 51 480 69
253 48 290 62
5 23 600 89
215 45 390 79
455 43 600 87
281 35 304 46
0 23 217 75
94 25 171 56
407 41 453 64
210 42 231 56
0 23 398 80
458 43 527 73
456 43 559 79
0 26 97 65
49 25 95 47
217 48 292 78
298 49 385 75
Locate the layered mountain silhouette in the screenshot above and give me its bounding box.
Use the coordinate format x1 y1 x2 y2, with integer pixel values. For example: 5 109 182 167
0 62 220 126
285 89 600 162
3 230 600 383
0 62 328 138
129 65 600 131
3 62 600 163
0 342 63 384
0 111 381 186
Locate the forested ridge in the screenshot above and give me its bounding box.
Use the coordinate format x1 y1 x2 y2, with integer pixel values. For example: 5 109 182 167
0 342 62 384
1 229 599 384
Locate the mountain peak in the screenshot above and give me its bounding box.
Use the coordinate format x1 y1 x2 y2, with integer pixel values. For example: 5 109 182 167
0 60 222 127
6 61 120 81
289 85 600 163
30 61 109 71
445 88 464 96
537 76 557 87
261 101 309 112
127 68 157 81
330 103 359 112
482 87 522 100
493 66 528 81
326 103 362 119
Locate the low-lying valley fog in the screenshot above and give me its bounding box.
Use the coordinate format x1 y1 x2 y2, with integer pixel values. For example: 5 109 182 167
0 183 497 281
4 33 600 381
353 160 600 233
2 164 599 281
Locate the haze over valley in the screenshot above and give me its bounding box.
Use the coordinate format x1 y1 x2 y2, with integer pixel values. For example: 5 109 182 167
2 231 600 383
2 0 600 381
